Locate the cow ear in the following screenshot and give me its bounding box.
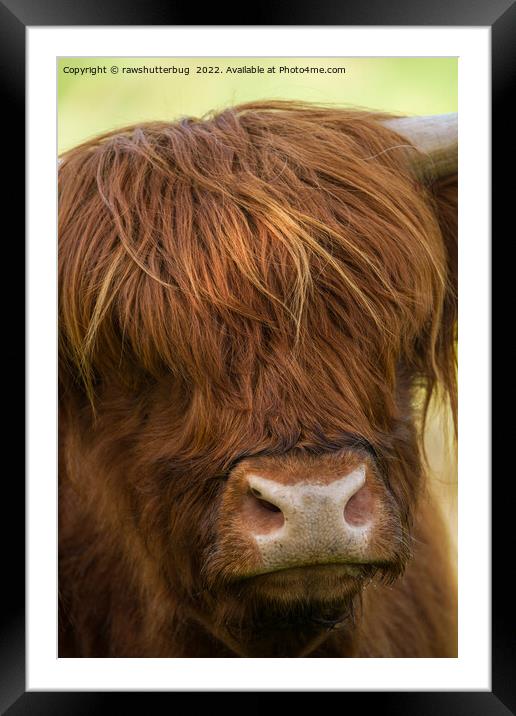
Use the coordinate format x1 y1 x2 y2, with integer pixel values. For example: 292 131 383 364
381 115 458 431
428 169 458 431
409 170 458 436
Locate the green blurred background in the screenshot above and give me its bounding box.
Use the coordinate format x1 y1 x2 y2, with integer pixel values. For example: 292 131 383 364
58 57 458 561
58 57 457 153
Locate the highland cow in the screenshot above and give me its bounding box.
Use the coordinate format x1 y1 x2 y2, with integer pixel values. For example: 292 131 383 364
58 101 458 658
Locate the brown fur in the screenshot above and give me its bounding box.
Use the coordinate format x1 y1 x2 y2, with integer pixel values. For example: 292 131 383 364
58 101 457 657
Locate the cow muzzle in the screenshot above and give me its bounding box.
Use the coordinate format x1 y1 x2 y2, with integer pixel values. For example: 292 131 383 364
212 452 398 585
244 466 371 573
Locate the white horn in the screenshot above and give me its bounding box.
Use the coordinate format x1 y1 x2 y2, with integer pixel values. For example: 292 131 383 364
381 113 457 182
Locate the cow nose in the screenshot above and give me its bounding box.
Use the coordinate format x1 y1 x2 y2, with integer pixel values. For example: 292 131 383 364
242 465 374 573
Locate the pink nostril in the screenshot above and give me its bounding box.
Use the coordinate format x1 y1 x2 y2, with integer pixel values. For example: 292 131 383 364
243 488 285 535
344 484 374 526
250 488 282 513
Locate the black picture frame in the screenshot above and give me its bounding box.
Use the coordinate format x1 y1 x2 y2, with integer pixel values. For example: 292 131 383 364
3 0 511 711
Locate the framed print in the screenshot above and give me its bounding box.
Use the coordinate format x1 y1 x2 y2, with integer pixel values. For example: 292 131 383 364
56 54 461 664
1 0 511 711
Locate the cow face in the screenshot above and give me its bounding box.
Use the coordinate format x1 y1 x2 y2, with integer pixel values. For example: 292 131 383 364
59 102 457 656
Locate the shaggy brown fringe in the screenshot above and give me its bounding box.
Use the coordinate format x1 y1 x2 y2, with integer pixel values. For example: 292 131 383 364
59 100 456 431
58 101 457 658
